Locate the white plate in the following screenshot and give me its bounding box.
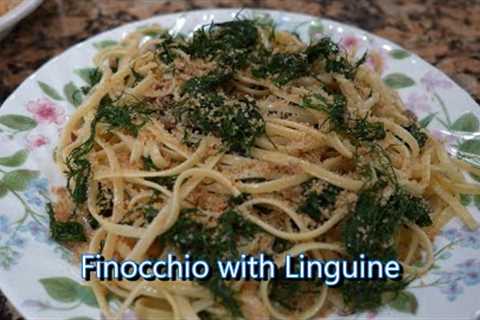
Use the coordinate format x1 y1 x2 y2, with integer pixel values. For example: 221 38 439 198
0 0 43 40
0 9 479 320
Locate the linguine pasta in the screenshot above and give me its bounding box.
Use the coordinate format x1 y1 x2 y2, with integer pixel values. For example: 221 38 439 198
51 17 479 320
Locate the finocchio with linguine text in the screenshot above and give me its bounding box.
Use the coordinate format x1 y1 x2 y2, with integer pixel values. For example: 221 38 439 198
81 253 402 287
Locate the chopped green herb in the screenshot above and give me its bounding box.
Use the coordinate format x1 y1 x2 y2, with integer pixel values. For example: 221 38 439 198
228 193 250 206
386 188 432 228
175 94 265 155
149 175 177 189
184 19 258 69
301 93 385 142
328 94 350 129
47 203 86 242
182 69 233 96
301 93 347 129
252 37 365 85
343 181 400 260
201 275 242 317
159 208 257 317
272 237 293 253
198 310 219 320
362 143 399 185
95 97 153 137
299 180 342 221
341 181 432 310
65 118 96 204
155 33 177 64
341 279 409 311
270 260 322 310
305 37 340 62
87 215 100 229
252 52 309 85
66 97 155 205
404 123 428 148
306 38 366 79
270 275 303 310
96 185 113 218
350 117 386 142
142 156 157 171
162 208 256 262
217 209 258 247
143 206 158 223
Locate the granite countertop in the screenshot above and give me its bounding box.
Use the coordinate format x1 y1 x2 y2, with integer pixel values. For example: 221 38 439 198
0 0 479 319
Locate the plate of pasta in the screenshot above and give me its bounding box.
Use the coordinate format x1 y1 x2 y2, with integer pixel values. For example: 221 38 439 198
0 8 479 320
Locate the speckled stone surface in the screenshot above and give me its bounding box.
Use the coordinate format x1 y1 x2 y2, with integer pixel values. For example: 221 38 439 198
0 0 479 319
